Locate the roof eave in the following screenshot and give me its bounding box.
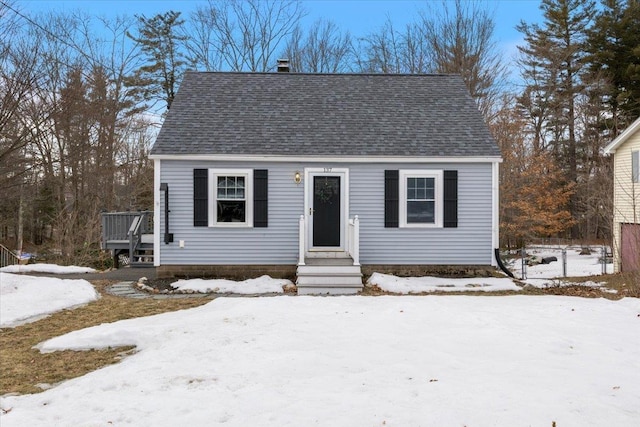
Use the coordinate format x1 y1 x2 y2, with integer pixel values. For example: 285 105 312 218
604 116 640 154
148 153 503 163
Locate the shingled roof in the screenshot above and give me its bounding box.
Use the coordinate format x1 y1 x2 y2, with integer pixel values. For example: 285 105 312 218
150 72 501 158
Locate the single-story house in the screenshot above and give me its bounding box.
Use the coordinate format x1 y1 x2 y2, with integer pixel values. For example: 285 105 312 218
149 69 503 294
604 116 640 272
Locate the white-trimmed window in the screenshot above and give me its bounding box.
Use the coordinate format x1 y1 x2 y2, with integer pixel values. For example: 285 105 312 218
399 170 443 228
632 150 639 183
209 169 253 227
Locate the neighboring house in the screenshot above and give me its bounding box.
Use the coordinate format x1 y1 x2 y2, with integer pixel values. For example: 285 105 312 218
604 116 640 272
149 70 502 294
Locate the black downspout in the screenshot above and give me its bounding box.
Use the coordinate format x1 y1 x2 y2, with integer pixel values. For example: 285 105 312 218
160 183 174 244
494 248 514 278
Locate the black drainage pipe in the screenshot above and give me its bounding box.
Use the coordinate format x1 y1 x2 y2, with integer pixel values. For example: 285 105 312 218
494 248 514 278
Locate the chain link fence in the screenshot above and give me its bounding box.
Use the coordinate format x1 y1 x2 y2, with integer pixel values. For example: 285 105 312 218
505 244 612 281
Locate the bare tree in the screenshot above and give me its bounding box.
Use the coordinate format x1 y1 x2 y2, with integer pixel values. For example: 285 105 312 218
0 2 41 180
0 2 48 250
354 18 429 74
420 0 507 119
491 95 575 247
284 19 352 73
183 5 225 71
0 8 157 264
354 1 504 119
187 0 304 72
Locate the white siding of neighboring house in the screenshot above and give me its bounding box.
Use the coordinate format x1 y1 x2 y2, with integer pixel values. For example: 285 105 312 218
611 132 640 272
156 160 495 266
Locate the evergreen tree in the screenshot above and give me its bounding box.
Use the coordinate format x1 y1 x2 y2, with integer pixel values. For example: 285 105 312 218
517 0 596 237
127 11 187 110
587 0 640 132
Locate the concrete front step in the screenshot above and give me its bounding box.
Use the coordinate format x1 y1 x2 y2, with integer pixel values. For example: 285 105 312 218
303 257 354 266
296 262 363 295
296 275 363 286
297 285 362 295
296 265 362 275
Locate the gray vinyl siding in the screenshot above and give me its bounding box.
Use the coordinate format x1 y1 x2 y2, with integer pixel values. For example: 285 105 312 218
158 160 493 265
351 163 492 265
159 160 304 265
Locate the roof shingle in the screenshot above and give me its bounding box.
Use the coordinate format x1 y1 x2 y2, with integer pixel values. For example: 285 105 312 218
150 72 501 158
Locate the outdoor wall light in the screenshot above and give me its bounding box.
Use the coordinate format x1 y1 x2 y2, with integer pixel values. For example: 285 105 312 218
294 171 302 184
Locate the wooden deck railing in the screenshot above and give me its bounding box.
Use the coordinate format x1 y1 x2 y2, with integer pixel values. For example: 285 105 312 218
101 211 152 247
1 244 19 268
128 215 145 263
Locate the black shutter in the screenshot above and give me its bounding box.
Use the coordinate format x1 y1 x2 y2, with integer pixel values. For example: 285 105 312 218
253 169 268 227
385 170 399 228
443 170 458 228
193 169 208 227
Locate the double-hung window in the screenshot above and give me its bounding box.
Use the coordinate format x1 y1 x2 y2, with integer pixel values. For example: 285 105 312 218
399 170 443 227
209 169 253 227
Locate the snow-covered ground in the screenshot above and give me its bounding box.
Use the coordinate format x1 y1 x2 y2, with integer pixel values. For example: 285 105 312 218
0 263 96 274
171 275 291 294
0 273 99 327
368 246 614 294
163 247 611 296
1 295 638 426
368 272 521 293
508 245 613 288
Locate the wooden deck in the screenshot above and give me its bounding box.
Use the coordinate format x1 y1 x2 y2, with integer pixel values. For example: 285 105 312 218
101 211 154 267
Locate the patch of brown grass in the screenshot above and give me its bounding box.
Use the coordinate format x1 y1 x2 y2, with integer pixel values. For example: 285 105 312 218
0 280 210 395
565 272 640 299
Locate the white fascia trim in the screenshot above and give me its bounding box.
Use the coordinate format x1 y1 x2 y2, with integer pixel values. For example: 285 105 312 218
604 116 640 154
149 154 503 164
153 158 161 267
491 161 499 266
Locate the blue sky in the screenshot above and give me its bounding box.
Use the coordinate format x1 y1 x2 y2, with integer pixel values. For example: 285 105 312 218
20 0 543 47
19 0 543 79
